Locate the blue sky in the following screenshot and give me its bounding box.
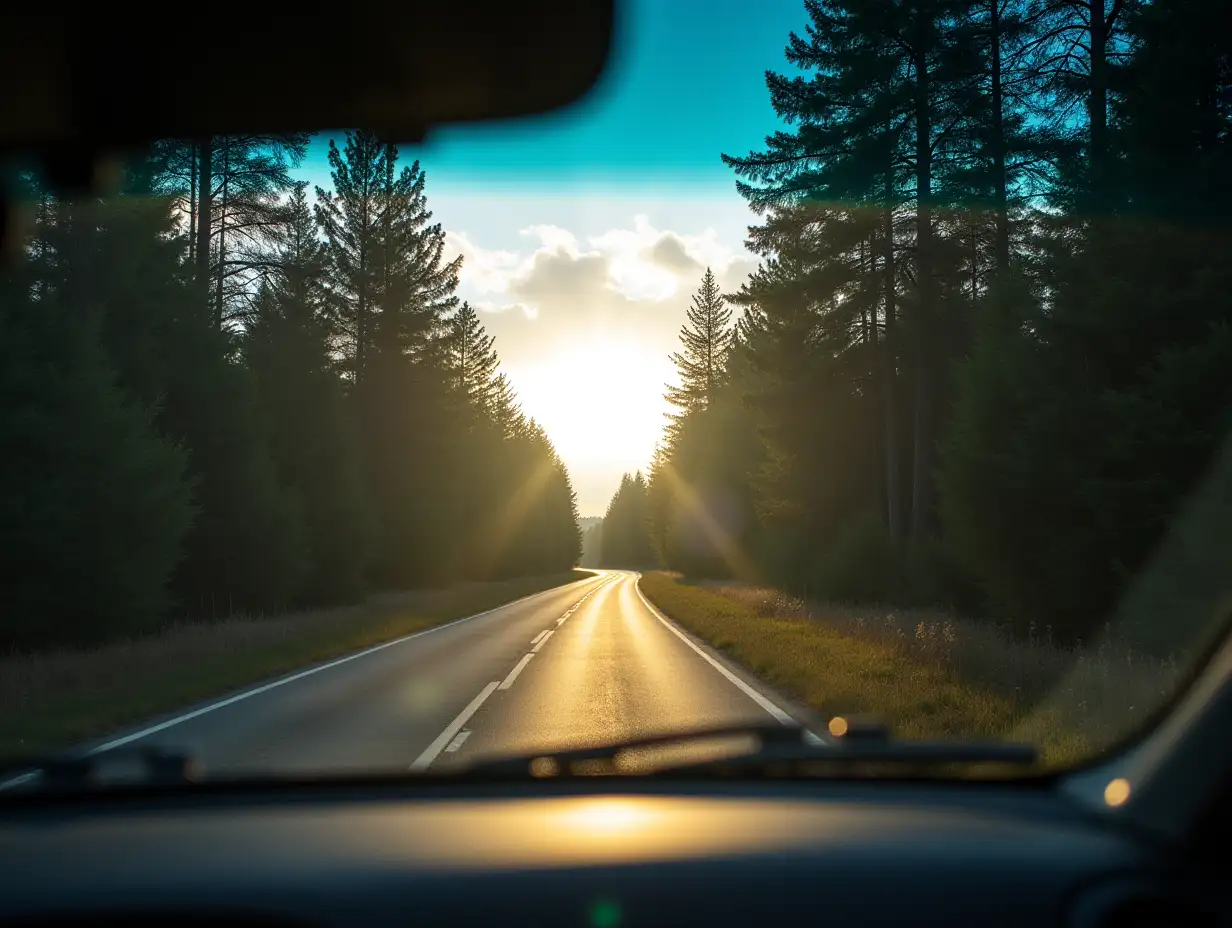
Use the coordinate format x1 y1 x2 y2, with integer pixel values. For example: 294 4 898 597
301 0 809 514
304 0 805 193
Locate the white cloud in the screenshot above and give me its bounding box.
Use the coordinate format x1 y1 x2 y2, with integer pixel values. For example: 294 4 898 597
520 224 580 252
644 233 703 275
471 299 538 320
444 231 520 296
449 214 754 327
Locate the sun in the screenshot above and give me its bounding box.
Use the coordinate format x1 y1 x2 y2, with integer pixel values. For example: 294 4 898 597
504 334 674 489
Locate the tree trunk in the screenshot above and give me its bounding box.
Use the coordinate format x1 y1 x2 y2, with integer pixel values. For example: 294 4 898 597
971 223 979 301
356 146 370 381
194 137 213 297
381 145 394 359
860 239 872 346
881 188 902 540
214 139 229 329
188 143 197 265
989 0 1010 273
1087 0 1109 209
911 40 936 540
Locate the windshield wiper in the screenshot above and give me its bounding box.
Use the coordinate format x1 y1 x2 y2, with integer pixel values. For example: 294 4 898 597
2 746 199 793
2 724 1036 792
460 721 1037 778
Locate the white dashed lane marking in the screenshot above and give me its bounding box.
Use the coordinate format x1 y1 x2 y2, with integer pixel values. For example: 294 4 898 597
411 574 619 770
444 730 472 753
499 654 535 690
410 682 499 771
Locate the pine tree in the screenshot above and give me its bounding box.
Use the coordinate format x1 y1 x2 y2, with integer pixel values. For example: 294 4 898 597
315 132 385 380
374 147 462 360
939 0 1232 643
645 443 674 566
315 132 464 588
599 473 654 567
58 168 307 617
265 182 329 327
960 0 1042 275
664 268 733 419
245 183 373 604
0 209 192 650
315 132 461 379
442 302 504 427
154 134 309 327
1023 0 1136 210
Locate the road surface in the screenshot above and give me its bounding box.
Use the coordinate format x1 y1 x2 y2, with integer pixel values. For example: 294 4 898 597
48 571 805 777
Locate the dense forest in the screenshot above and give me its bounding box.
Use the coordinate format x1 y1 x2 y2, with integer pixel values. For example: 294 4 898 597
601 0 1232 648
1 131 581 652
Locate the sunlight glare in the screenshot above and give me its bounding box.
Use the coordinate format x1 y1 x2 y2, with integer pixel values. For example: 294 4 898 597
556 798 660 837
505 335 674 476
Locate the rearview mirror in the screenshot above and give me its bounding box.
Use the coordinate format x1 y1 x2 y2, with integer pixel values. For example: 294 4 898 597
0 2 614 186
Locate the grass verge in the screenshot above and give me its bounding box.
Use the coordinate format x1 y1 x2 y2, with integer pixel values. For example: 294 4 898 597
1 570 593 764
639 572 1183 766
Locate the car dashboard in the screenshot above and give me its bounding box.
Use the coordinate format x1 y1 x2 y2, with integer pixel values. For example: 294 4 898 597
1 778 1223 927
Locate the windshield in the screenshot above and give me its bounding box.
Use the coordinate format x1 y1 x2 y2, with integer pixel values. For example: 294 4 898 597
2 0 1229 786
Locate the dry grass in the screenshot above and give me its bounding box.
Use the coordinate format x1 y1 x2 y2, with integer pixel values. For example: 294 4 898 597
0 571 591 764
640 572 1186 766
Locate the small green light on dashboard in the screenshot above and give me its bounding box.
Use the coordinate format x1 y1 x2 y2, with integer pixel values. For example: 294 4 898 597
589 897 621 928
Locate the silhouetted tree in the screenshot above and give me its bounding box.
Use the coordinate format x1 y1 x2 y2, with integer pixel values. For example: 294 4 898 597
245 183 373 603
599 473 654 567
665 268 733 420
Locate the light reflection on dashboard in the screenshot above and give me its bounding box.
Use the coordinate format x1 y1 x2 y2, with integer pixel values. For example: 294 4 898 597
362 796 842 868
553 797 661 836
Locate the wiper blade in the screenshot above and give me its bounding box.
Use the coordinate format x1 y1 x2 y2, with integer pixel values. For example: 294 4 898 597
463 722 808 776
461 721 1036 778
2 746 200 793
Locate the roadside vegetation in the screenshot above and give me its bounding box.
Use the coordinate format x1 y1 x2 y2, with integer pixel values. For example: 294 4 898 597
640 572 1184 766
597 0 1231 649
596 0 1231 764
2 133 582 655
0 571 591 764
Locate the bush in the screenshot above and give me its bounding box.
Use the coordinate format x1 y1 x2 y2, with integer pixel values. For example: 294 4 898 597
808 512 982 612
811 512 903 603
0 289 192 651
903 537 985 613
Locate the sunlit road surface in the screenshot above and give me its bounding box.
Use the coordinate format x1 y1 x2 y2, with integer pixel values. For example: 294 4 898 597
52 571 803 778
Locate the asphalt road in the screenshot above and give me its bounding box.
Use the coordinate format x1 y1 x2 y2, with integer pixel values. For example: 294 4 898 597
59 571 805 778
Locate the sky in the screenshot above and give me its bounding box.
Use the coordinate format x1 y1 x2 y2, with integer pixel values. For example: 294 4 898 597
299 0 807 515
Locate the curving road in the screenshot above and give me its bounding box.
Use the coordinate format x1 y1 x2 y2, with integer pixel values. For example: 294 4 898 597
54 571 805 778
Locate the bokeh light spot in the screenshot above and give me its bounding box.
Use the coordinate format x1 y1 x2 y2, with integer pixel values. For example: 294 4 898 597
1104 778 1131 807
590 897 621 928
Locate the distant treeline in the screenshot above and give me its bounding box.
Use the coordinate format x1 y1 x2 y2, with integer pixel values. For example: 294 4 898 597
578 518 604 568
1 131 580 652
600 0 1232 651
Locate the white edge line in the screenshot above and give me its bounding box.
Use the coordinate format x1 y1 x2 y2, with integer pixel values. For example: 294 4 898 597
530 629 549 646
633 575 796 726
87 579 600 753
0 576 606 790
498 653 535 690
410 681 499 771
530 630 554 653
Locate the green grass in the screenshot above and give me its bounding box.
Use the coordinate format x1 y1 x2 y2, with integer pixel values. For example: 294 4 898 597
0 571 593 764
639 573 1183 766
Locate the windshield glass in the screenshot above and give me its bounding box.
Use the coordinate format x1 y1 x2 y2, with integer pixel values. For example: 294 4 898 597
2 0 1229 785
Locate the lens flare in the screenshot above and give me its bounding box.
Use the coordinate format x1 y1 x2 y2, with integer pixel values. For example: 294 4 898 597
558 798 658 835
